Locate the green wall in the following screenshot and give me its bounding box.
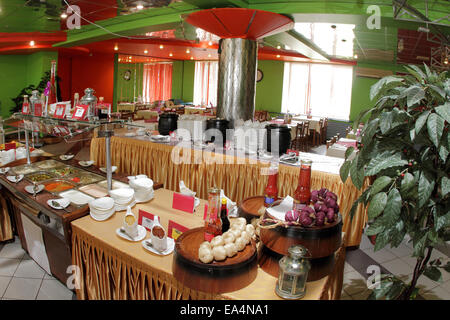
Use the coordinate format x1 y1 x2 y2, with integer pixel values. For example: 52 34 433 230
117 63 144 102
255 60 284 113
181 61 195 103
0 51 57 119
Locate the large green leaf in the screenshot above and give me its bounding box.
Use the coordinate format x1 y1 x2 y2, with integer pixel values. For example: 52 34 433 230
405 85 425 107
429 85 446 99
350 157 365 190
404 65 424 82
400 172 415 199
368 192 388 220
435 210 450 232
435 103 450 123
423 266 443 283
339 160 351 183
370 76 403 101
374 229 390 251
383 189 402 227
370 176 393 196
418 171 435 208
407 64 426 80
366 217 386 236
361 119 379 146
413 233 428 258
427 113 445 148
441 176 450 196
380 111 394 134
365 152 408 176
415 110 430 134
345 147 355 160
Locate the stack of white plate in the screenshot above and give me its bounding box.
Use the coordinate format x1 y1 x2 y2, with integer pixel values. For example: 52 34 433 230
109 188 136 211
89 197 115 221
129 177 154 203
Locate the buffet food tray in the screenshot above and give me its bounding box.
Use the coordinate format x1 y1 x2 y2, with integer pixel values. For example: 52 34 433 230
24 171 58 184
42 178 78 195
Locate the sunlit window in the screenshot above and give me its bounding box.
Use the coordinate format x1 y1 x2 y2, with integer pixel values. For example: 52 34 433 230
294 23 355 58
193 61 218 106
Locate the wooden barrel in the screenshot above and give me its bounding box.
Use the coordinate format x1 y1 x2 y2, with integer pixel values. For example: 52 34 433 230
258 244 335 281
260 201 342 259
172 227 258 294
238 196 266 223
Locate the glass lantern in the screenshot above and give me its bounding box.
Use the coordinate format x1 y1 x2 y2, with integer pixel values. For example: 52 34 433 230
275 245 311 299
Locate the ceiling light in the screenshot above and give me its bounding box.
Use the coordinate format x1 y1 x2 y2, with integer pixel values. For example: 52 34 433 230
136 2 144 10
114 45 118 51
341 39 347 42
444 58 448 65
208 54 211 58
353 54 358 59
208 41 213 46
144 49 148 54
186 49 190 53
276 54 280 58
169 53 173 57
277 45 281 49
61 12 68 19
159 45 164 49
30 40 35 46
190 57 194 60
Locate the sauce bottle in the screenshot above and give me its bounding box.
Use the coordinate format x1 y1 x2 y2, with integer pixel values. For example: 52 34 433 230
204 187 222 241
264 164 279 207
293 159 312 211
220 198 230 233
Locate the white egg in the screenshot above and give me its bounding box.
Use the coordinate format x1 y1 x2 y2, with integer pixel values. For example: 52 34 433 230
212 246 227 261
198 247 213 264
210 235 224 247
224 243 237 258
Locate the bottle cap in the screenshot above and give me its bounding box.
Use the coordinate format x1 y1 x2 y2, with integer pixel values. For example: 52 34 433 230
222 198 227 204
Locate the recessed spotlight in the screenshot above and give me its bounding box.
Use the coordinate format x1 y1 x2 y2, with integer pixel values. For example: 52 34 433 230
136 4 144 10
159 45 164 49
186 49 190 54
169 53 173 57
277 45 281 49
30 40 35 46
144 49 148 54
276 54 280 58
114 45 118 51
341 39 347 42
208 54 211 58
353 54 358 59
190 57 194 60
61 12 68 19
444 58 449 65
208 41 213 46
331 25 336 29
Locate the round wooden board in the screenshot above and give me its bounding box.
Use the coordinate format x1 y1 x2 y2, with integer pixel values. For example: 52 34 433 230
239 196 266 219
175 227 256 269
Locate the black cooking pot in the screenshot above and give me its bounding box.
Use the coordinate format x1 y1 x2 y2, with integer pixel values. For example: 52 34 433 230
158 113 178 135
205 118 229 147
265 124 291 155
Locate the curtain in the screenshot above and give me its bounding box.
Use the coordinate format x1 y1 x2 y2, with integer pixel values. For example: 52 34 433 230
281 62 353 120
142 62 173 103
193 61 218 106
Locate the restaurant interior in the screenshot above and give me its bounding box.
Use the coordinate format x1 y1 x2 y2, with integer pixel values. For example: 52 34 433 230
0 0 449 302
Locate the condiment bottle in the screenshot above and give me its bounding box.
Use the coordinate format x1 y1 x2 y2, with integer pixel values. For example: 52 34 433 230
293 159 312 211
264 164 279 207
204 187 221 241
220 198 230 233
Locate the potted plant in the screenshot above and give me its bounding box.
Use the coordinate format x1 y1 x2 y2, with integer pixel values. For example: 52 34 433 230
340 64 449 300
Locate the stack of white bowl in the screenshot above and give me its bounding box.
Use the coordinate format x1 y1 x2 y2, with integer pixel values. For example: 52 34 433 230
109 188 136 210
129 177 154 203
89 197 116 221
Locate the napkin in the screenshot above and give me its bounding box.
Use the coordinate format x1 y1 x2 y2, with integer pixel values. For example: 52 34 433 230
179 181 196 197
266 196 293 221
220 189 238 217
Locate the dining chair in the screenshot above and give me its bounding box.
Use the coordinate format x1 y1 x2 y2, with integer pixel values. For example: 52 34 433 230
291 122 304 150
321 118 328 144
301 121 310 152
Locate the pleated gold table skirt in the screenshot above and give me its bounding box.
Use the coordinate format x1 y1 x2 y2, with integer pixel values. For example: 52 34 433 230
0 190 14 242
90 137 368 247
71 188 345 300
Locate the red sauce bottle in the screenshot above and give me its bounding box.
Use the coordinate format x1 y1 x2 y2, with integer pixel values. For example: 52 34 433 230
264 165 279 207
293 159 312 211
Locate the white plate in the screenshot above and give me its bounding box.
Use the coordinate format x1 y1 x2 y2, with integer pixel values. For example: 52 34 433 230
0 167 10 174
90 208 115 221
47 198 70 210
115 199 136 211
100 166 117 173
142 237 175 256
59 189 94 206
79 160 94 167
116 225 146 242
60 154 74 161
89 197 115 210
135 192 154 203
7 175 24 183
24 184 44 194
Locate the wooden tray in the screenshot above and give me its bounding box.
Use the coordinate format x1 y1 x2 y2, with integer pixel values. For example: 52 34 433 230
238 196 267 222
172 227 258 293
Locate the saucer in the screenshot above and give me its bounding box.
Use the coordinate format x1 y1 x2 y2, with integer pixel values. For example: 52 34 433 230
47 198 70 210
0 167 10 174
24 184 44 194
60 154 74 161
142 237 175 256
79 160 94 167
90 208 115 221
116 225 146 242
7 175 24 183
100 166 117 173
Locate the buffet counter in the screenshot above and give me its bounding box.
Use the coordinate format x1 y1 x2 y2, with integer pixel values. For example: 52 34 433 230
90 136 368 248
71 188 346 300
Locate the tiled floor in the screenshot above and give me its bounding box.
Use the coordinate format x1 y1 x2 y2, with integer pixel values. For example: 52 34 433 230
0 237 75 300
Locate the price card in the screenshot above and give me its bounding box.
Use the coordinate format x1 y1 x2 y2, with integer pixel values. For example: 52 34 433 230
54 104 66 119
71 104 88 120
34 103 43 116
172 192 195 214
138 209 155 231
22 103 30 114
168 220 189 240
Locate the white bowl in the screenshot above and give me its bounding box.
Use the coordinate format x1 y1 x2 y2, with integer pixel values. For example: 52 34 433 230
130 178 153 190
79 160 94 167
100 166 117 173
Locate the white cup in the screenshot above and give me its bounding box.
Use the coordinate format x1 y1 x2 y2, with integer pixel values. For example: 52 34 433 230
150 216 167 252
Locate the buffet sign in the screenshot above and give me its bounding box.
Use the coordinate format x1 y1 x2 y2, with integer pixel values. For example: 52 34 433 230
138 209 189 239
71 104 89 120
53 104 66 119
138 209 155 231
51 126 71 137
34 103 43 117
168 220 189 240
172 192 195 213
22 102 30 115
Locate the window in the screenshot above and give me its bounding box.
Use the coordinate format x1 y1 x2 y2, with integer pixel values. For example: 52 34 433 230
193 61 218 106
281 62 353 120
142 62 173 103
